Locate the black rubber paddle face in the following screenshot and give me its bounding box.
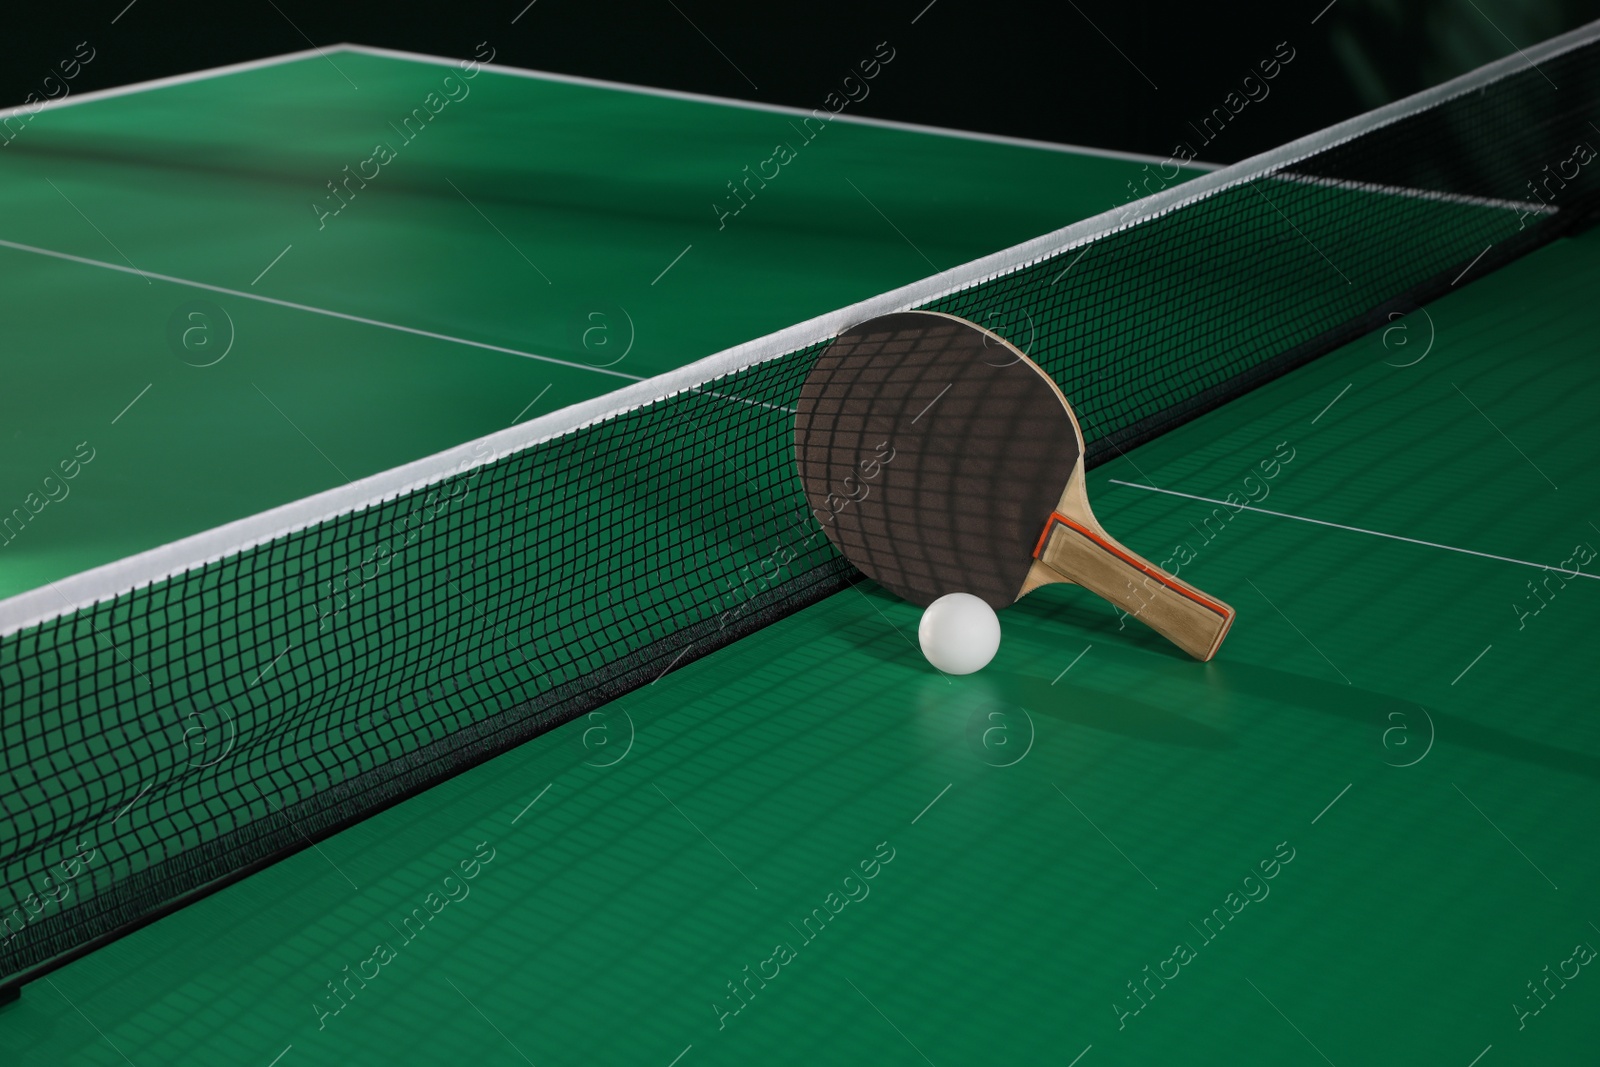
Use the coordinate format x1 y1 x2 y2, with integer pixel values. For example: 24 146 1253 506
795 311 1081 609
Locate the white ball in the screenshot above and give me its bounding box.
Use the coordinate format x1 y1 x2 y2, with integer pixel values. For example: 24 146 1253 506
918 592 1001 675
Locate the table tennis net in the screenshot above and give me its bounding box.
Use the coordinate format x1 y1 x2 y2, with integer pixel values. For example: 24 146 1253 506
4 28 1599 988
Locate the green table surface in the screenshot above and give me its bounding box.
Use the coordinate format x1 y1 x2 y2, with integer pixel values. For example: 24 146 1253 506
0 47 1183 604
3 48 1598 1067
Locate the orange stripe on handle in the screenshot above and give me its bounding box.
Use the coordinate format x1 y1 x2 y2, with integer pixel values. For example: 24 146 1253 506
1034 512 1230 619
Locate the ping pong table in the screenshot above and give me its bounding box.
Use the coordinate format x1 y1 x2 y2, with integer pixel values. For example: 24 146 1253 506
3 38 1599 1067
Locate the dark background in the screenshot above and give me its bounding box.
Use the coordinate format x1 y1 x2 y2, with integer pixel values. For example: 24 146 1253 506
2 0 1595 163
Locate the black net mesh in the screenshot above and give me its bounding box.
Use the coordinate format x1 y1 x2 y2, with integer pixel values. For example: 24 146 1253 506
4 36 1599 987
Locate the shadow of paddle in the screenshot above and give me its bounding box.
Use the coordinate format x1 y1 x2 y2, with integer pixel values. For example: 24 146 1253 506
1199 658 1600 782
1002 670 1236 749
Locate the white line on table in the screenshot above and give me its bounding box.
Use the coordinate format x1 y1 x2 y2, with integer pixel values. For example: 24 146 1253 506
0 236 642 381
1110 481 1597 579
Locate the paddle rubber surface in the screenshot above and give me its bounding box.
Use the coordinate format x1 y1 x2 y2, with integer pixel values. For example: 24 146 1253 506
795 312 1078 609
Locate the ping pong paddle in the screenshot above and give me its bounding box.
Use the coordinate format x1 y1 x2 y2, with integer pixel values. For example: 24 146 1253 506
794 310 1234 661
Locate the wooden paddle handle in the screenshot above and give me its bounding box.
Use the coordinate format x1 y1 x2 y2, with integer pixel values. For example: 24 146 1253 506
1033 513 1234 661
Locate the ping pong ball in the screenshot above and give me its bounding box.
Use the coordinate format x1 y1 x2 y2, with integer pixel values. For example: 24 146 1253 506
918 593 1001 674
